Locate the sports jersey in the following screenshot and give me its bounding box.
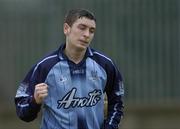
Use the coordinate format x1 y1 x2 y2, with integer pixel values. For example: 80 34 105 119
15 43 124 129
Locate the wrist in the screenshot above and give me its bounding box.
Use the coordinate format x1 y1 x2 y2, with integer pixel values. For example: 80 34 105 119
31 96 42 105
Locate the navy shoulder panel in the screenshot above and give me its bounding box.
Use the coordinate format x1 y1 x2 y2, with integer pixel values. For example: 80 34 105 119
30 49 60 83
90 49 115 73
90 49 123 92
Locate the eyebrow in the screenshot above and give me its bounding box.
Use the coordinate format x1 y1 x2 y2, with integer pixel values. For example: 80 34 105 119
78 23 96 30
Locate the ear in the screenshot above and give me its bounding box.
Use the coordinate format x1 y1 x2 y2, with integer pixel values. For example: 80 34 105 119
63 23 70 35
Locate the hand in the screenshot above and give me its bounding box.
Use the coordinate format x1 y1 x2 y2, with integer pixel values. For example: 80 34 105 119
34 83 48 104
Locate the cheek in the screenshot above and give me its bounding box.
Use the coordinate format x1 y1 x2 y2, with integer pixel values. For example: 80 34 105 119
90 34 94 40
69 31 79 39
72 28 81 34
73 31 83 39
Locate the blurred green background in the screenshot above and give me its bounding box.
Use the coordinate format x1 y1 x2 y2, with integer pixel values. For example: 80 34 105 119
0 0 180 129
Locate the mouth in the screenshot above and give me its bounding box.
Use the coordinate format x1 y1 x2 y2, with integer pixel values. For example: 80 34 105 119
79 40 89 44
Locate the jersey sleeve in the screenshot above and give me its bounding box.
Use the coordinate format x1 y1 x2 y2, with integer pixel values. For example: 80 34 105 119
104 62 124 129
14 65 42 122
14 53 59 122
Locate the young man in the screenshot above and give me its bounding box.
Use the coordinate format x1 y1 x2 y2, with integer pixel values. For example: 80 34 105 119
15 9 124 129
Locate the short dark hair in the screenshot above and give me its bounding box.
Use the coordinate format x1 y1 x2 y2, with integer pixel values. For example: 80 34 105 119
64 8 96 27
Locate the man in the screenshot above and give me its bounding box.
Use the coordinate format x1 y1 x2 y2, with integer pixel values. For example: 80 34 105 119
15 8 124 129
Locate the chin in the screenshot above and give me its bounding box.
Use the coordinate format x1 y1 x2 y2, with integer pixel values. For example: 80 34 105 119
77 45 87 51
77 43 89 50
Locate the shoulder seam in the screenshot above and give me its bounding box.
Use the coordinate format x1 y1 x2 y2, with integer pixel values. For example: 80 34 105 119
37 55 58 66
31 55 58 78
93 51 114 65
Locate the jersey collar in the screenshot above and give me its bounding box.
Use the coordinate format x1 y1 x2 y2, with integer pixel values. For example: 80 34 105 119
58 43 93 61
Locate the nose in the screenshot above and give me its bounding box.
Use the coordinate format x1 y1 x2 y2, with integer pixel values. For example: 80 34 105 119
83 29 90 37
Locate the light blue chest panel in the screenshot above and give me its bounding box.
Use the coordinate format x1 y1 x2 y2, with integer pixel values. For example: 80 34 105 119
41 57 107 129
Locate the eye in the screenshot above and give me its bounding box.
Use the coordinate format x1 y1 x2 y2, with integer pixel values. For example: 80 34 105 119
78 25 86 30
89 28 95 34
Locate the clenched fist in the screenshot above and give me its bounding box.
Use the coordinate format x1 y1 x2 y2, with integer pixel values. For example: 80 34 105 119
34 83 48 104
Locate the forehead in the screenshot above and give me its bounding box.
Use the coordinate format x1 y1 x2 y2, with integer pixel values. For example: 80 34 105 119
72 17 96 28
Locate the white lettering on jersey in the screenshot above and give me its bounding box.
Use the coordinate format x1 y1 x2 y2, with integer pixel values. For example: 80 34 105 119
57 88 102 109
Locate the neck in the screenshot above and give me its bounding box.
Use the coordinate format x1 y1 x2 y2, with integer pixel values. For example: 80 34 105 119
64 44 86 64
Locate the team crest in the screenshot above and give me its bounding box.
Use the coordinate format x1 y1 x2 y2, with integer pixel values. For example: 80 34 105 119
59 76 68 83
89 70 99 81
